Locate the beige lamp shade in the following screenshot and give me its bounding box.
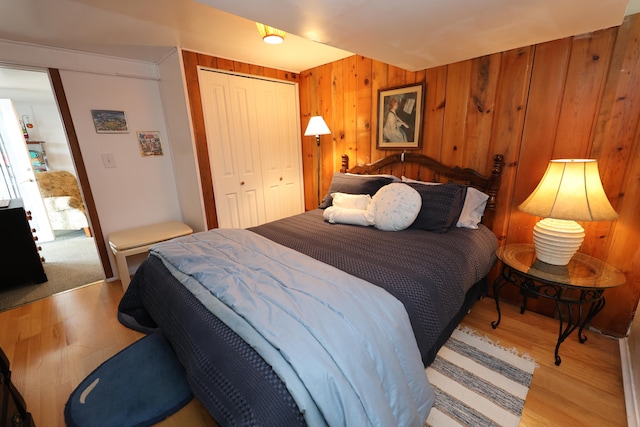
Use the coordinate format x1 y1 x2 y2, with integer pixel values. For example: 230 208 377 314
519 159 618 221
518 159 617 265
255 23 286 44
304 116 331 137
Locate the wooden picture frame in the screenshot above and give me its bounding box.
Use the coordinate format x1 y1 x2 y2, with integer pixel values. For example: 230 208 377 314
377 82 425 149
91 110 129 133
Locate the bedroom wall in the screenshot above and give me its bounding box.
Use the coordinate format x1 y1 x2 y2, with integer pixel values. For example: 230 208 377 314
157 50 207 233
623 297 640 425
59 70 182 236
0 40 186 278
299 14 640 338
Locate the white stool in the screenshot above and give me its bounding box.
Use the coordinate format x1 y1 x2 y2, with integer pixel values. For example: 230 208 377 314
108 221 193 291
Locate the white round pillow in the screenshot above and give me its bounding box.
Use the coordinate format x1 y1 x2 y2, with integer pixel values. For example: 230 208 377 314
371 183 422 231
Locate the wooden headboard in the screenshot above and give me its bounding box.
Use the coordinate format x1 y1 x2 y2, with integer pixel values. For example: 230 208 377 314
341 152 505 229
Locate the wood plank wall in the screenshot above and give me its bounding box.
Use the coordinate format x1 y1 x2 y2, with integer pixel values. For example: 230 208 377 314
181 15 640 337
299 14 640 337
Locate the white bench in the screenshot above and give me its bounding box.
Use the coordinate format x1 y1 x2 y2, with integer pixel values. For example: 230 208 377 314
108 221 193 291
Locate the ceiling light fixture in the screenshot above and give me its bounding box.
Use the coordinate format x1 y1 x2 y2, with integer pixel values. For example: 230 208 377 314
256 23 286 44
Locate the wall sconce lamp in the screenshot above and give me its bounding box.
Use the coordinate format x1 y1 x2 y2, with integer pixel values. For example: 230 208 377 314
255 23 286 44
518 159 618 265
304 116 331 204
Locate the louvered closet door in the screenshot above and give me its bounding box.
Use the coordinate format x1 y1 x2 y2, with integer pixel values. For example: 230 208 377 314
199 70 265 229
198 69 303 229
254 79 304 222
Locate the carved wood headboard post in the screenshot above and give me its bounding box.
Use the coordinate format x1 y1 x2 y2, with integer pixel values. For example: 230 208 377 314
486 154 505 211
481 154 505 231
340 155 349 173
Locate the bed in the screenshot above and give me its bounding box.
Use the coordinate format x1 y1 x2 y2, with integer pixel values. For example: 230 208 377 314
118 152 505 427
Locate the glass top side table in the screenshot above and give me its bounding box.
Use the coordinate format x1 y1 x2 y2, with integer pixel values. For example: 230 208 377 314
491 243 625 365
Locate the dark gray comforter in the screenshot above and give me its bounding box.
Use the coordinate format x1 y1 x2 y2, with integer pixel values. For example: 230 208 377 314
250 209 498 364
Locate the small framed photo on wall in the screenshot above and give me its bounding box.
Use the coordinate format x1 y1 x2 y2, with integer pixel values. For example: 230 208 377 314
91 110 129 133
137 131 164 156
377 82 425 149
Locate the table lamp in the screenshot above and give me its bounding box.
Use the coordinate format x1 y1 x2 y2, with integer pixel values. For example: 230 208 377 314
518 159 618 265
304 116 331 204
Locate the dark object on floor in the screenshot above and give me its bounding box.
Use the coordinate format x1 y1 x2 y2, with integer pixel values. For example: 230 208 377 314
64 332 193 427
0 198 47 287
0 346 35 427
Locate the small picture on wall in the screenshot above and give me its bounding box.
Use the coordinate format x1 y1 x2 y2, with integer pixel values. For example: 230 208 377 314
91 110 129 133
137 131 164 156
377 82 425 149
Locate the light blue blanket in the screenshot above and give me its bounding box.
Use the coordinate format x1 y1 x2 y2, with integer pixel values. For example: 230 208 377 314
150 228 434 427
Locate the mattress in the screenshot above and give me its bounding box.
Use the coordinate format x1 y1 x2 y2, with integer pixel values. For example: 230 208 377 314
118 209 498 426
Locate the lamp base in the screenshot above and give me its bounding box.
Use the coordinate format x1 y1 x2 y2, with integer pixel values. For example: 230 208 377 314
532 218 585 266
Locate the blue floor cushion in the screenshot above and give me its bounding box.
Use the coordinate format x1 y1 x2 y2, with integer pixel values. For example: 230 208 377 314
65 332 193 427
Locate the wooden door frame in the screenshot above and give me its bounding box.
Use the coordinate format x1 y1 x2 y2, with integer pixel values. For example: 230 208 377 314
48 68 112 278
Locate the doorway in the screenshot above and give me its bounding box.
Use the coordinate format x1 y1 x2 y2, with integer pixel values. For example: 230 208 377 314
0 66 106 309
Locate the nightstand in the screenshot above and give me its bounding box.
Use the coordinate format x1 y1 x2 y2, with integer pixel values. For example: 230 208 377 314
491 243 625 365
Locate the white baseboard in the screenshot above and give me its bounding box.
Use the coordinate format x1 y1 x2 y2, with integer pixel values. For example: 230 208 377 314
620 337 639 427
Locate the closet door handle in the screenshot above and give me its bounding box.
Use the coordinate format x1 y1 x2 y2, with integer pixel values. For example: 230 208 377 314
240 181 245 186
279 177 283 181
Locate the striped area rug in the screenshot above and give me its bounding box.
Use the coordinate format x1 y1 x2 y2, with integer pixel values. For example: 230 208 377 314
425 327 537 427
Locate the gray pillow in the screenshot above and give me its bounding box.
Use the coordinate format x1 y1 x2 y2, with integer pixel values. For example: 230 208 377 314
406 182 466 233
319 173 396 208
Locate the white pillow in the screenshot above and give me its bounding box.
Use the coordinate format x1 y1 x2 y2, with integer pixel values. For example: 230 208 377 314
331 192 372 210
370 183 421 231
323 206 375 227
456 187 489 229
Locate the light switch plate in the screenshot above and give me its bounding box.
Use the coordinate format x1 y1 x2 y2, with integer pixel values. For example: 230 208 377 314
102 153 116 168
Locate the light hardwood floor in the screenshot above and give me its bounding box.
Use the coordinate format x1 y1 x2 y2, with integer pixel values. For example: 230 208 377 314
462 297 627 426
0 280 626 426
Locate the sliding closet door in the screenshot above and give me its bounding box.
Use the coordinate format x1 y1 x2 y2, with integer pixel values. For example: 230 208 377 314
254 79 304 222
199 70 265 228
198 69 303 229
